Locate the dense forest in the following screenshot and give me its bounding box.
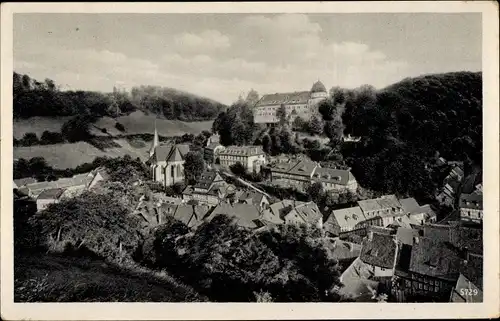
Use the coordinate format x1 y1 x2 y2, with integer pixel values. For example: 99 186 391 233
213 71 482 203
13 72 226 121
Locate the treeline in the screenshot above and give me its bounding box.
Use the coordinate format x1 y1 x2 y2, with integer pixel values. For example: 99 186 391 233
13 155 149 184
14 72 226 121
213 71 482 203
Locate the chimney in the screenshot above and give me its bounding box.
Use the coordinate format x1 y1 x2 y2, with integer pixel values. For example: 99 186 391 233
368 231 374 241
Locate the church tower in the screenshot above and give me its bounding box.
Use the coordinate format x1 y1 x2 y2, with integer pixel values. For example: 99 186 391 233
149 119 159 157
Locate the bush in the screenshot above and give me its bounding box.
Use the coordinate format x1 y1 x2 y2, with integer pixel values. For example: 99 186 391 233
40 131 65 145
115 122 125 132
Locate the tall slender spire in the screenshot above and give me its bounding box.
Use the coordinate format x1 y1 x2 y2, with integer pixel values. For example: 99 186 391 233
149 118 159 157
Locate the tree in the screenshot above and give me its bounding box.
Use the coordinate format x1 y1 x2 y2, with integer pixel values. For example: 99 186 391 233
262 134 272 155
230 162 246 176
184 151 205 184
245 89 260 105
276 104 288 127
40 131 65 145
308 115 323 136
306 182 324 203
61 115 93 142
30 192 144 260
21 132 39 146
292 116 306 132
115 122 125 132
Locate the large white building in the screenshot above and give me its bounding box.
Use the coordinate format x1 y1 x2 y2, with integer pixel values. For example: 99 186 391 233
216 145 267 173
253 81 328 124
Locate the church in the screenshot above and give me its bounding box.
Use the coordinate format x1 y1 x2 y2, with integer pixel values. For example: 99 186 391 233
147 122 190 188
253 80 328 124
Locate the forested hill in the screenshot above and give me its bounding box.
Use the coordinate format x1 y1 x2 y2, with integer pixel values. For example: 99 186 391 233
13 72 227 121
338 71 482 201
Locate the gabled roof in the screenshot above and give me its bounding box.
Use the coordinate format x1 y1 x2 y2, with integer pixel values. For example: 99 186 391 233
153 143 189 162
285 201 322 225
459 193 483 210
327 206 365 231
217 145 265 157
255 91 311 107
236 190 266 205
25 172 94 194
193 170 223 190
173 204 211 228
311 167 354 185
357 194 402 214
409 237 462 281
269 199 304 218
360 233 397 269
399 198 421 214
260 208 285 225
287 160 317 177
208 203 262 229
37 188 65 200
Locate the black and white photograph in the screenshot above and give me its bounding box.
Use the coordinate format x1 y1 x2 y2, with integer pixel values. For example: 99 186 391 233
1 1 499 320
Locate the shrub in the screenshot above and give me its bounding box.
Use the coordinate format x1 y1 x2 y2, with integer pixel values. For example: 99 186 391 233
115 122 125 132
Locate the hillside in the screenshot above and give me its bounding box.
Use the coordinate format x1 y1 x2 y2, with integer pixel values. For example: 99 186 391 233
13 72 226 121
339 71 482 201
14 111 213 139
15 252 206 302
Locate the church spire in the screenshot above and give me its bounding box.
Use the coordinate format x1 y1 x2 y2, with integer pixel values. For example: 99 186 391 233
149 119 159 157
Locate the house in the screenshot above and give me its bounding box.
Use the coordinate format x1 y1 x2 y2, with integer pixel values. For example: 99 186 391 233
182 170 233 206
206 203 265 229
36 188 65 211
436 180 461 207
269 159 319 191
253 81 327 124
399 198 437 224
311 166 358 193
216 145 267 173
283 201 323 229
449 274 483 303
357 195 404 227
204 142 225 164
324 206 366 236
458 193 483 224
392 236 463 302
229 190 270 211
359 232 399 278
22 172 96 199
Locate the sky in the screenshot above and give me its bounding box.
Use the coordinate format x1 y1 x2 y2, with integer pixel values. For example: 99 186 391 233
14 13 481 105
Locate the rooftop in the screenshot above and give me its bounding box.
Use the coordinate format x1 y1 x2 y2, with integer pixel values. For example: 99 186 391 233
208 203 263 229
357 194 402 214
459 193 483 210
399 197 421 214
450 274 483 303
327 206 366 231
153 143 189 162
37 188 66 200
360 233 397 269
255 91 311 107
409 237 462 281
311 167 354 185
286 201 322 225
217 145 265 157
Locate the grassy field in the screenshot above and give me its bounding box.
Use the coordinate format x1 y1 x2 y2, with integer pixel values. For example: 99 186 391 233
93 110 213 136
13 139 152 169
14 252 206 302
13 116 72 139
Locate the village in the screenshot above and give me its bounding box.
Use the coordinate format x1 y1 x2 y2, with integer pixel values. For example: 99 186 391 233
13 90 484 303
